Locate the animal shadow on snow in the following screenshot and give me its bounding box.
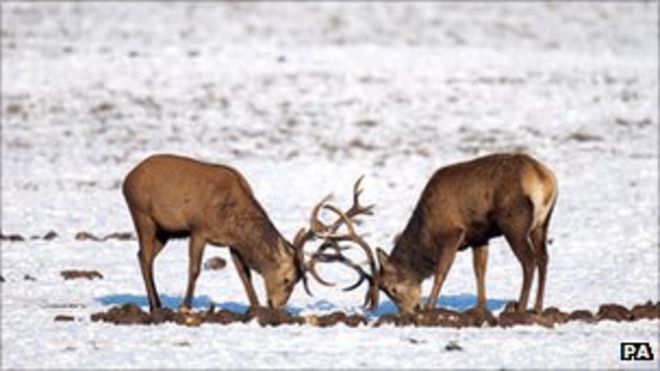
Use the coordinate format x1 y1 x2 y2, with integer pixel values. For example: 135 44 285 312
370 293 510 317
97 293 509 317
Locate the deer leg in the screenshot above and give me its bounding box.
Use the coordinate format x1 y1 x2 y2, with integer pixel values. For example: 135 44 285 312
231 250 260 308
180 233 206 312
503 230 536 313
134 214 167 312
425 229 465 310
472 244 488 312
530 225 549 313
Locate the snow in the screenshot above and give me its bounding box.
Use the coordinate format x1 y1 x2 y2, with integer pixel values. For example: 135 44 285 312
2 2 658 369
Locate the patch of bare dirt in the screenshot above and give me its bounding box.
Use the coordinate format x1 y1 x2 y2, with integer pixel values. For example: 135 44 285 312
75 231 135 241
203 257 227 271
89 301 660 328
60 270 103 280
1 233 25 242
91 304 367 327
54 315 76 322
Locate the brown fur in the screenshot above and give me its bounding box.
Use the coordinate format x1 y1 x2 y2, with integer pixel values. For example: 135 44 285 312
377 153 558 314
123 154 302 312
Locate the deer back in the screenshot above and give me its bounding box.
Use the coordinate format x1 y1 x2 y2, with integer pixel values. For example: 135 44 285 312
395 153 557 260
123 154 276 246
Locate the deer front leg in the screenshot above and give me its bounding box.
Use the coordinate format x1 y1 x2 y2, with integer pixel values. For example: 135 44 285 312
231 250 260 308
425 230 465 310
472 244 488 313
181 233 206 313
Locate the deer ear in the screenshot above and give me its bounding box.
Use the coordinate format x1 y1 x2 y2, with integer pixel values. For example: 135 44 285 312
376 247 390 270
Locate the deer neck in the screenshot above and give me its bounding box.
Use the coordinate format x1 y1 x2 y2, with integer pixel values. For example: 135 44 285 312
230 213 291 274
390 221 435 282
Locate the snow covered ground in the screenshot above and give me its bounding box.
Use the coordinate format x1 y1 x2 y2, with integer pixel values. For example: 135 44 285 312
2 2 658 369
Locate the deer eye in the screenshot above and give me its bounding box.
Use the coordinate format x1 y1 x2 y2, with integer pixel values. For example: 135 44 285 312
391 287 398 296
283 278 291 285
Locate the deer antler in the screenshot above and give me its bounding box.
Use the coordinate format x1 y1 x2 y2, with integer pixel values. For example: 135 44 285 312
308 239 373 291
293 177 379 310
292 194 333 296
303 179 379 310
315 204 379 309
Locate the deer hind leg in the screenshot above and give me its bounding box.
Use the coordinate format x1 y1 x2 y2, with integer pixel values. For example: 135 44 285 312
425 229 465 310
472 244 488 312
180 232 207 312
501 221 536 313
231 250 260 308
133 212 167 312
530 223 549 313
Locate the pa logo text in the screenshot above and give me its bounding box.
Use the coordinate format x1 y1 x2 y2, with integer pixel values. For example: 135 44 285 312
621 342 654 361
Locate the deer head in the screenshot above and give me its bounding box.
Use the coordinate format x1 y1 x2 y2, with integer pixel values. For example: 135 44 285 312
375 248 422 314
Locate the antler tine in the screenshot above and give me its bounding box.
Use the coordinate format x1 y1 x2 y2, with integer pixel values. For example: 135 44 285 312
352 176 375 214
292 193 334 297
310 194 333 235
307 240 372 291
327 176 375 233
307 254 337 287
306 241 347 287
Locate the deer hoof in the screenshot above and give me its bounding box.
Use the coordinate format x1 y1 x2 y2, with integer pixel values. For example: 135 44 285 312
179 305 192 314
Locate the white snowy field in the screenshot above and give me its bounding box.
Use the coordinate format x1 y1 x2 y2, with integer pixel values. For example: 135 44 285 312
1 2 658 369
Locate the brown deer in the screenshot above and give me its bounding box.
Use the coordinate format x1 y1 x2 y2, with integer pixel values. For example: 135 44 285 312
122 154 373 313
315 153 558 315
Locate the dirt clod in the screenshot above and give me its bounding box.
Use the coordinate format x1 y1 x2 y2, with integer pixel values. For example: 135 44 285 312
542 307 570 324
630 301 659 320
499 312 540 328
43 230 58 240
203 257 227 271
54 315 76 322
568 309 596 323
103 232 134 241
1 233 25 242
61 270 104 280
246 306 304 327
597 303 632 322
75 231 102 241
445 341 463 351
91 304 152 325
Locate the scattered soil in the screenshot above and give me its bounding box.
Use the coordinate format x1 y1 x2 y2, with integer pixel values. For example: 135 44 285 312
568 309 596 323
43 230 58 240
75 231 103 241
445 341 463 351
0 229 135 242
2 230 59 242
75 230 135 241
61 270 103 280
54 315 76 322
91 304 368 327
1 233 25 242
203 257 227 271
90 301 660 328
